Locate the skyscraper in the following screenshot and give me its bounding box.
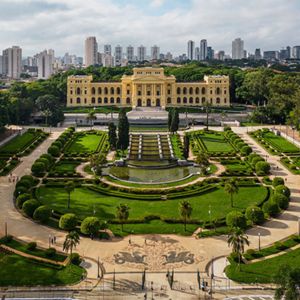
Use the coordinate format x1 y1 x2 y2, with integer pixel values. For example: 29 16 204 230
151 45 160 60
254 49 262 60
232 38 244 60
200 39 207 60
104 44 112 56
126 45 134 61
137 45 146 62
187 40 195 60
207 47 214 60
37 49 54 79
2 46 22 79
292 46 300 59
195 47 200 61
114 45 123 66
85 36 98 66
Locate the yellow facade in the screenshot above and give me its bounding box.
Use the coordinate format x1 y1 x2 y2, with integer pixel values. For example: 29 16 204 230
67 67 230 108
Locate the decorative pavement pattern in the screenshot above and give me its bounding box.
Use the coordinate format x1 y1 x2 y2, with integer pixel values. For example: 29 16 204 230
104 235 204 271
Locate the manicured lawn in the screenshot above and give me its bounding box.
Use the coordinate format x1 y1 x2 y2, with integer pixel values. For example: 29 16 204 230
0 253 84 286
170 134 184 159
36 185 268 233
226 248 300 283
53 161 81 173
263 131 299 153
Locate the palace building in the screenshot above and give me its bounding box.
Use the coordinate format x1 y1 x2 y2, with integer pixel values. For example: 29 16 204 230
67 67 230 109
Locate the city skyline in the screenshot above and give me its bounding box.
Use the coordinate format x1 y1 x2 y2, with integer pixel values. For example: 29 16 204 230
0 0 300 57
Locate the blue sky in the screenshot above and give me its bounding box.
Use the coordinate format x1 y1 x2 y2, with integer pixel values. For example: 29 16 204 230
0 0 299 57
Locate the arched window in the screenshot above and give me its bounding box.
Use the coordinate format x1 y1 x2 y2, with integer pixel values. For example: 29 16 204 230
91 97 96 104
76 87 81 95
201 97 205 104
189 97 193 104
224 98 227 104
195 97 200 104
177 87 181 94
98 97 102 104
189 87 193 94
70 98 73 104
202 87 206 94
216 87 221 95
183 87 187 95
91 87 96 95
126 97 131 104
116 87 121 94
224 89 227 95
195 87 200 94
110 87 114 94
167 97 171 104
104 97 108 104
104 87 108 95
116 97 121 104
183 97 187 104
177 97 181 104
216 97 221 104
110 97 114 104
76 97 81 104
98 87 102 94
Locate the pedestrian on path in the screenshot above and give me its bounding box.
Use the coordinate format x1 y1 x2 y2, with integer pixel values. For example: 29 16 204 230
53 236 56 244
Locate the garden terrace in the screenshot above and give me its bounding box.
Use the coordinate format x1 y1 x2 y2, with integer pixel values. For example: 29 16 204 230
280 156 300 174
48 159 83 178
170 134 184 159
0 129 48 157
64 130 108 157
219 158 254 177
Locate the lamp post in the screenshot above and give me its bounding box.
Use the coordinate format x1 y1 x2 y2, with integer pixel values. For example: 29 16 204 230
97 256 100 278
258 233 261 251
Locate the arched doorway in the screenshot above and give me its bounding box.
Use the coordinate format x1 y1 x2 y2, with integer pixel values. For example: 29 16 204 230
147 99 151 107
137 99 142 107
156 99 160 107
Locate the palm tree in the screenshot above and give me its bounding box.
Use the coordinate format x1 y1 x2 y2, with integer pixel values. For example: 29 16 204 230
224 179 239 207
116 204 130 231
227 227 249 270
86 110 97 128
63 231 80 255
204 101 212 130
179 200 192 231
196 152 209 174
65 181 75 209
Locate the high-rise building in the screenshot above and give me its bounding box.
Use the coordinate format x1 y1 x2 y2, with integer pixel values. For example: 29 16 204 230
207 47 214 60
187 40 195 60
200 39 207 60
279 47 291 60
37 49 54 79
195 47 200 61
137 45 146 62
114 45 123 66
216 51 225 61
151 45 160 61
2 46 22 79
232 38 244 60
263 51 279 61
254 49 262 60
126 45 134 61
292 46 300 59
0 55 3 75
104 44 112 56
85 36 98 66
165 52 173 61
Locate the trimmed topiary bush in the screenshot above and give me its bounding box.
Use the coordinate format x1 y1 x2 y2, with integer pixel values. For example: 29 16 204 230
33 205 51 223
69 253 81 265
272 177 284 187
22 199 40 217
241 146 252 156
255 161 271 175
16 193 31 209
262 200 280 217
31 162 46 176
80 216 101 237
226 211 247 229
45 247 56 258
275 185 290 198
48 145 60 157
245 206 265 224
272 193 289 210
59 213 78 231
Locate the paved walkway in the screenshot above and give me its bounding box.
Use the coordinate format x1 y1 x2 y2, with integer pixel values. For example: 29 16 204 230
0 126 299 289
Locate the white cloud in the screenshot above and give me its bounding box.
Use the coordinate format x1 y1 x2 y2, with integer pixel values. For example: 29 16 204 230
0 0 299 57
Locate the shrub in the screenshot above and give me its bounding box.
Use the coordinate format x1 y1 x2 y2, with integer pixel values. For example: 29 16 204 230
80 216 101 236
26 242 37 251
48 145 60 157
275 185 290 198
40 153 54 163
272 177 284 187
20 175 35 185
262 200 280 217
272 194 289 210
226 211 247 229
31 162 46 176
45 247 56 258
245 249 256 256
22 199 40 217
69 253 81 265
245 206 265 224
1 235 13 243
255 161 271 175
229 252 240 263
33 206 51 223
274 241 287 251
16 193 31 209
59 213 78 231
36 157 51 170
241 146 252 156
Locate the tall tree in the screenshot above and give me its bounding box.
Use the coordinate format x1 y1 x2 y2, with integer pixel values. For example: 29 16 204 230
65 181 75 209
168 108 173 131
63 231 80 255
170 108 179 133
86 110 97 127
227 227 249 270
196 152 209 174
183 135 189 159
108 122 117 149
116 204 130 231
117 109 129 150
224 178 239 207
179 200 192 231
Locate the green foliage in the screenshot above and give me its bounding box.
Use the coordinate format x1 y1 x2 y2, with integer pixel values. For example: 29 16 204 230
255 161 270 175
31 162 46 176
108 122 117 149
275 185 290 198
80 216 101 236
45 247 56 258
272 177 285 187
48 145 60 157
33 205 51 223
179 200 192 231
170 108 179 133
116 204 130 231
226 211 247 229
241 145 252 156
272 193 289 210
26 242 37 251
16 193 31 209
22 199 40 217
245 206 265 224
69 253 81 265
59 213 78 231
117 108 129 150
262 200 280 217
